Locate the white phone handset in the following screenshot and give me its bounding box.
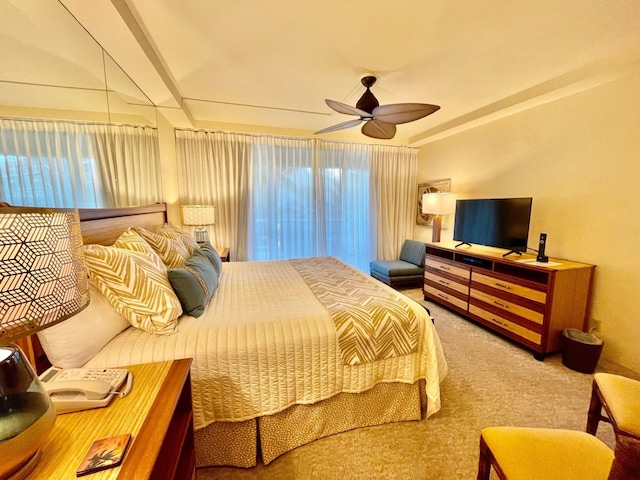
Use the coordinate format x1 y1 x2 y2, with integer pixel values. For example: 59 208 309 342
43 380 112 400
39 366 132 414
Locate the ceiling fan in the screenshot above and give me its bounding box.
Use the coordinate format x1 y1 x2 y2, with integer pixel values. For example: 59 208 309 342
315 75 440 140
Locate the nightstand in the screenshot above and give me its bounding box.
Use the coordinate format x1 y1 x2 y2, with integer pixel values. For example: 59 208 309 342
30 359 195 479
215 247 230 262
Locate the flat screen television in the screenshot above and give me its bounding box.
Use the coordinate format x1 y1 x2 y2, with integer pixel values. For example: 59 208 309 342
453 197 533 254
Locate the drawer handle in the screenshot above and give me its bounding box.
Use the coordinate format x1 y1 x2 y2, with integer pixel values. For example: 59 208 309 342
438 279 450 286
437 293 449 300
493 301 509 309
492 318 507 327
494 282 511 290
439 266 451 271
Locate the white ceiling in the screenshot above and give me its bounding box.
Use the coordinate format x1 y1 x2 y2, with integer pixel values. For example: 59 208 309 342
4 1 640 145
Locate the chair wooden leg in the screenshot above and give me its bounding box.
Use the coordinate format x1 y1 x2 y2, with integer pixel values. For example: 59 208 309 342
477 435 493 480
587 380 603 435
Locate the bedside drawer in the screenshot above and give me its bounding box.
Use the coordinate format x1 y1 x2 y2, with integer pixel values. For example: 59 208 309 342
469 305 542 345
470 288 544 325
472 272 546 303
424 285 468 311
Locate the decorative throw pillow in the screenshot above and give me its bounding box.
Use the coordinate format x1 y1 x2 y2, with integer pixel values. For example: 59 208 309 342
37 281 131 368
113 227 166 273
168 250 219 317
158 223 200 255
83 244 182 335
198 242 223 277
133 227 190 269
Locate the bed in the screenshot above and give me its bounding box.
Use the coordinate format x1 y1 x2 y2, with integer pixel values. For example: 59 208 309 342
33 203 448 468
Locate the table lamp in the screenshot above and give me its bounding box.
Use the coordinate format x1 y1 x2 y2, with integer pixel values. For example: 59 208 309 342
422 192 457 242
0 206 89 479
181 205 216 244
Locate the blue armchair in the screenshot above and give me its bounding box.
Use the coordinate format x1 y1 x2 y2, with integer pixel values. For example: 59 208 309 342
369 240 426 288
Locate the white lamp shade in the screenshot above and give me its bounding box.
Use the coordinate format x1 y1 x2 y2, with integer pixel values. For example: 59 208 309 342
422 193 457 215
181 205 216 226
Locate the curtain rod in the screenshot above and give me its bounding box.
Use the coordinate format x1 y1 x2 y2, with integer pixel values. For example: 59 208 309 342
0 115 157 130
174 127 418 151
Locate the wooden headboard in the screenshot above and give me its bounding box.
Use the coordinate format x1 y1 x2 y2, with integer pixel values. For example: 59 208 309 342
79 202 168 245
16 202 169 372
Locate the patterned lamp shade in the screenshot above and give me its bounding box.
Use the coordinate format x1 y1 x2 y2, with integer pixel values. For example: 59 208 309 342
181 205 216 226
0 207 89 342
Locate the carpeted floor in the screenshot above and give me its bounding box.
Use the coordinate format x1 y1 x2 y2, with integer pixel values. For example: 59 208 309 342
196 288 637 479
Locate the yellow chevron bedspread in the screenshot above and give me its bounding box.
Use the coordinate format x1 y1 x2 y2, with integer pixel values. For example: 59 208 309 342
290 257 418 365
84 256 447 430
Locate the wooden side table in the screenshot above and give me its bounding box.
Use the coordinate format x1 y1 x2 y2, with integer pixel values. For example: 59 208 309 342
215 247 230 262
30 359 195 479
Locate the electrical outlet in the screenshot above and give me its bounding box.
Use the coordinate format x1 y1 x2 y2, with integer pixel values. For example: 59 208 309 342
590 319 602 332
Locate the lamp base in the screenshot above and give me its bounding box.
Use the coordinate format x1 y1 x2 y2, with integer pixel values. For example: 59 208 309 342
0 345 57 480
431 215 443 242
193 227 210 244
6 450 40 480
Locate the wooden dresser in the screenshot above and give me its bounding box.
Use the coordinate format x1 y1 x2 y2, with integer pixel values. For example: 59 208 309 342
30 359 195 479
423 242 595 359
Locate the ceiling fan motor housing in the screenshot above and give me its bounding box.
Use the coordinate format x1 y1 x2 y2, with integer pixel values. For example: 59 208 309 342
356 76 379 114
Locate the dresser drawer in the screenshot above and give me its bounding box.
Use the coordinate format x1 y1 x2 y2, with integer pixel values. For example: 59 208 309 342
472 271 546 303
470 288 544 325
469 305 542 345
424 285 468 311
425 257 470 279
424 271 469 295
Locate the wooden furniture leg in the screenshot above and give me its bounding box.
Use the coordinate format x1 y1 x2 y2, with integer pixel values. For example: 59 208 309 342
587 378 606 435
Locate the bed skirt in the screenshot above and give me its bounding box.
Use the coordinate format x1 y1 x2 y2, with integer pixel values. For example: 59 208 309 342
195 379 426 468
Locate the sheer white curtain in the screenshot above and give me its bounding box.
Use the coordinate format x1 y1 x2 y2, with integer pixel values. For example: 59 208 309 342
251 136 316 261
315 140 372 270
0 118 162 208
93 124 163 207
175 130 252 260
175 129 418 270
369 145 419 260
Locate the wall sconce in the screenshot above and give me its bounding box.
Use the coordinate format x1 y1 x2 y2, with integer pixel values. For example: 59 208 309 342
181 205 216 244
422 193 457 242
0 206 89 479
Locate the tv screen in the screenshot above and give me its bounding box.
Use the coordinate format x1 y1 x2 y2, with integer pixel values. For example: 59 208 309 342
453 197 532 253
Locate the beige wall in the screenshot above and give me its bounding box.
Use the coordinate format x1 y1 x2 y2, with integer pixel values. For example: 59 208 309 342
415 69 640 372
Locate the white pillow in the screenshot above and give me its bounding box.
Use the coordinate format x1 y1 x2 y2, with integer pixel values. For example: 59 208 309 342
37 282 130 368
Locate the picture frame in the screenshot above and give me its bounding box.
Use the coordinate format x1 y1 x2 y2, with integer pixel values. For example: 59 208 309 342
416 178 452 226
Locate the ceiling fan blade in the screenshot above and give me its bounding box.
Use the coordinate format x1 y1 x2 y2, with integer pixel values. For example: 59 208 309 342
315 118 363 135
361 119 396 139
325 99 372 118
373 103 441 125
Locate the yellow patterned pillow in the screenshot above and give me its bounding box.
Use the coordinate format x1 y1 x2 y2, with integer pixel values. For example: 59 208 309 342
133 227 190 268
158 223 200 255
114 227 166 272
83 244 182 335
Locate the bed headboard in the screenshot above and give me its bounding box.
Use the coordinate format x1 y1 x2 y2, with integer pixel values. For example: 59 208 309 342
79 202 168 245
15 202 169 372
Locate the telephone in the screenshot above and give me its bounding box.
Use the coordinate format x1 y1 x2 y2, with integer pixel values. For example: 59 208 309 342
39 366 133 414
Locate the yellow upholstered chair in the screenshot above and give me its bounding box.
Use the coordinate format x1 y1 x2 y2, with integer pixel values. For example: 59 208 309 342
478 426 640 480
477 427 614 480
587 373 640 441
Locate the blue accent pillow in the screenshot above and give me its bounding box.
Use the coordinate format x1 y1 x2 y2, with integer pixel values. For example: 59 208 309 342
198 242 223 277
167 250 218 318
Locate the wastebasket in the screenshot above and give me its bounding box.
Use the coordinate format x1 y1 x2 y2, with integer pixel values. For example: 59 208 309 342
561 328 604 374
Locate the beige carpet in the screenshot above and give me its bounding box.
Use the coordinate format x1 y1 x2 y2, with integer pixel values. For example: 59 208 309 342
196 288 636 479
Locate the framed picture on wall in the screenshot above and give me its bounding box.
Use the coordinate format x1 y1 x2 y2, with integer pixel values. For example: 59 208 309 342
416 178 451 226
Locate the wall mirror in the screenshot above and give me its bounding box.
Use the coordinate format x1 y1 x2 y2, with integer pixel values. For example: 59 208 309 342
0 0 155 126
